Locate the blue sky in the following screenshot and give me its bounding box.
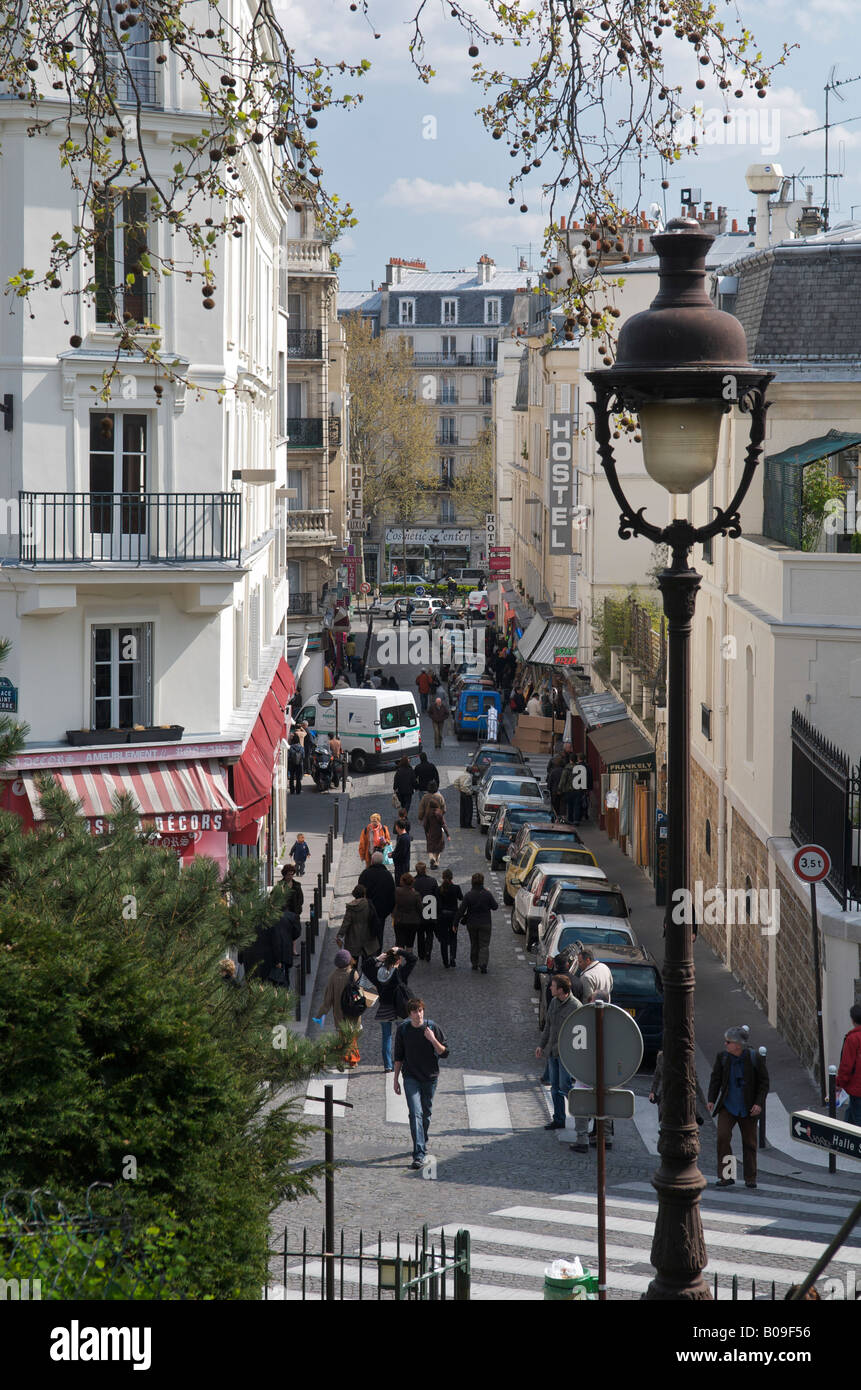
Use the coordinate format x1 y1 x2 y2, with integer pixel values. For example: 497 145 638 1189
277 0 861 287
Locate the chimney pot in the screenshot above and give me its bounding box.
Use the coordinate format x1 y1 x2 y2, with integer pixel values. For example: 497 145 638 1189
732 218 739 232
560 215 566 229
637 238 644 253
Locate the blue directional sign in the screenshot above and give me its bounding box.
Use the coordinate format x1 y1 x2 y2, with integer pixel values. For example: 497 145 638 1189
414 586 426 597
790 1109 861 1162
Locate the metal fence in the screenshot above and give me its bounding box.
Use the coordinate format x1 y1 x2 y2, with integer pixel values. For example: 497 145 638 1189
266 1223 471 1300
19 492 242 565
790 708 858 909
602 594 666 691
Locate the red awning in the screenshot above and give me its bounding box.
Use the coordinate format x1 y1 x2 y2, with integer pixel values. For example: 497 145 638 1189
230 657 295 830
20 760 235 822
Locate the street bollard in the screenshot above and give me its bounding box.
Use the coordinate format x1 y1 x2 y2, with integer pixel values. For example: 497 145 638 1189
333 800 339 836
308 905 317 952
828 1065 838 1174
758 1047 767 1149
315 874 323 921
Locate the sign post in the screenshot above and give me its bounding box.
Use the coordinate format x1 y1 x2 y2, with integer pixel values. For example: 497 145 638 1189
793 844 831 1103
559 1003 644 1302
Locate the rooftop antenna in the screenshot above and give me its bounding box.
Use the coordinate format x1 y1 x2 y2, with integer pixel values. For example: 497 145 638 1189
786 68 861 230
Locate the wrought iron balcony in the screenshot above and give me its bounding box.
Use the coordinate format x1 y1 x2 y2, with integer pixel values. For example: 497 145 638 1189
101 60 161 108
413 351 498 368
286 417 324 448
435 433 459 447
18 493 241 565
439 392 459 405
95 285 155 327
286 329 323 358
287 590 315 615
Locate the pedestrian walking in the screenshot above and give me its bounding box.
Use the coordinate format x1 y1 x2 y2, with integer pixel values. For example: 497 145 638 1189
525 691 543 717
393 997 449 1168
836 1004 861 1126
416 668 433 712
436 869 463 968
358 851 396 945
486 702 499 742
454 770 475 828
392 873 423 950
392 820 411 881
336 884 381 968
321 949 363 1068
457 871 498 973
428 695 450 750
412 862 439 962
345 633 357 673
707 1025 769 1189
573 754 593 824
413 751 440 795
289 832 311 876
392 755 416 815
417 791 449 871
287 735 305 795
536 974 581 1129
362 947 418 1071
547 755 565 818
358 811 391 867
558 757 576 823
271 862 304 917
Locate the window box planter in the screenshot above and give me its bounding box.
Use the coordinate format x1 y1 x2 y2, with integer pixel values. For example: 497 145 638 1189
128 725 184 743
66 729 130 746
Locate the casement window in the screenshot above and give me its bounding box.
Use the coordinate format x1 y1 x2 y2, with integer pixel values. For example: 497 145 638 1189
439 376 457 404
440 498 455 523
441 335 457 359
439 417 457 444
100 8 158 106
91 623 152 730
440 457 454 486
88 412 148 550
441 298 458 325
484 297 501 325
399 298 415 326
93 189 151 325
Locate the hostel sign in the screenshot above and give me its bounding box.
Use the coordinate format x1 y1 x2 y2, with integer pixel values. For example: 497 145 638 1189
548 413 576 554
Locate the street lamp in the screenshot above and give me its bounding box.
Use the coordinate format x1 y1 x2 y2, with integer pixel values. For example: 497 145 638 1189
586 218 772 1301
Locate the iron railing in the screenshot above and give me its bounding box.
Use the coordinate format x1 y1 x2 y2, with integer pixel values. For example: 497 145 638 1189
287 591 314 615
286 329 322 358
790 708 857 909
413 352 498 367
436 432 459 446
266 1224 470 1301
95 285 155 326
101 62 161 108
286 417 324 448
18 492 242 565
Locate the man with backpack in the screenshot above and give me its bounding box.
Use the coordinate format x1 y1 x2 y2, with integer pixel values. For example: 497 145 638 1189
393 998 449 1169
413 751 440 795
287 735 305 795
707 1024 769 1189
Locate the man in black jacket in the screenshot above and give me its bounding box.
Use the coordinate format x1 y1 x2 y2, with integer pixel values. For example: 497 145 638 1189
394 997 449 1168
358 852 396 944
413 751 439 794
412 862 440 963
457 871 499 973
708 1025 769 1189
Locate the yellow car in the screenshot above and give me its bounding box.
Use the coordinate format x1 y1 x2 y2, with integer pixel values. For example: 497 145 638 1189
503 840 599 905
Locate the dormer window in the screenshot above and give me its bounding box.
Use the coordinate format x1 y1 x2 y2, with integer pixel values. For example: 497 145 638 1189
441 297 458 325
484 297 501 325
399 298 415 326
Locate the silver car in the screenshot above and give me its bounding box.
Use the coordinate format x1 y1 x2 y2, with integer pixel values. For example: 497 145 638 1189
511 863 609 938
539 880 638 959
476 772 546 830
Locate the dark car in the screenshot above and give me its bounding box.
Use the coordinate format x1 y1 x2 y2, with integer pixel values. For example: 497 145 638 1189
469 745 527 779
485 804 555 866
508 822 584 860
585 948 663 1060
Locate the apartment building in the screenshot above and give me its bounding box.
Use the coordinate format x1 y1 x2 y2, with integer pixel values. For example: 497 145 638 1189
339 255 532 584
0 7 346 883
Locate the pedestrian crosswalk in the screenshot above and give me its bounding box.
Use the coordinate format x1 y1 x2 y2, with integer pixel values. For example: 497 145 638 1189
429 1177 861 1299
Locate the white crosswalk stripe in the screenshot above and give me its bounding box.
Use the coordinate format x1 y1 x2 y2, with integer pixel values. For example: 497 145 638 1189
427 1182 861 1299
303 1076 349 1115
462 1074 512 1132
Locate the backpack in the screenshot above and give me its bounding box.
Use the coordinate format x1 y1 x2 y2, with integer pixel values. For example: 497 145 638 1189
340 968 367 1019
558 764 575 795
288 743 304 769
392 977 412 1020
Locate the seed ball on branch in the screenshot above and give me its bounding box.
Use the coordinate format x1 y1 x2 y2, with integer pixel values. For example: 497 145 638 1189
69 334 82 347
203 298 215 309
468 45 479 57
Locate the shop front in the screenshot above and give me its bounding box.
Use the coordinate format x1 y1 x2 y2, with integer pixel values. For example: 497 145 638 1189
384 527 474 582
585 715 656 873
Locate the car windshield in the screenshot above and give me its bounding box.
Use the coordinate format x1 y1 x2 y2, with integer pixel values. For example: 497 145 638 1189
558 927 633 949
380 704 418 730
555 891 627 918
490 780 542 798
530 829 580 843
508 809 551 825
603 965 662 998
534 849 593 865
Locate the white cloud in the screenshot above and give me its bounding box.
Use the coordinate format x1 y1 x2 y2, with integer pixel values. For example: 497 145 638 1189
382 177 512 213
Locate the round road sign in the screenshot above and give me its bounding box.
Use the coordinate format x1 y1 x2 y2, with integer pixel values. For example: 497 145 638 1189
414 585 426 597
792 844 831 884
359 581 371 594
557 1002 644 1089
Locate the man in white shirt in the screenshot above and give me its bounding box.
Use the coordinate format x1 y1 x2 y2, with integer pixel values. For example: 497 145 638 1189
570 945 615 1153
486 702 499 742
525 692 543 717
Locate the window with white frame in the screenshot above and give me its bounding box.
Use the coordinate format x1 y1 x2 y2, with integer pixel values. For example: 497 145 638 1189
440 497 455 523
441 334 457 359
94 189 151 325
484 297 501 325
399 298 415 326
439 417 457 444
440 376 456 404
91 623 152 730
441 297 458 325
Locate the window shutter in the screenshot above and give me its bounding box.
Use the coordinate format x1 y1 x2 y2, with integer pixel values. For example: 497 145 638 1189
141 623 153 724
249 590 261 681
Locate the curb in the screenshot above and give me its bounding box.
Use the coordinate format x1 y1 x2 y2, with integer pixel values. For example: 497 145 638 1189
287 783 351 1038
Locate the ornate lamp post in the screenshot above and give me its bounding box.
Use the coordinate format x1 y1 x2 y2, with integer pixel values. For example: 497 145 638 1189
586 219 772 1300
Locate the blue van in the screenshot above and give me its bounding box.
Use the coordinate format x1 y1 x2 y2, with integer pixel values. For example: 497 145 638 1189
454 687 503 740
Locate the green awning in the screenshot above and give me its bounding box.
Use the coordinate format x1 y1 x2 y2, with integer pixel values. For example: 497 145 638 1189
765 430 861 470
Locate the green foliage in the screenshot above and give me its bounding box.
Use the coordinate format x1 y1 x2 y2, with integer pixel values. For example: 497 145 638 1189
801 462 848 552
0 779 345 1299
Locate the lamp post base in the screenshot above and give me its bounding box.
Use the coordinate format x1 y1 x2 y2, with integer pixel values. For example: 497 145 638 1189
644 1160 710 1300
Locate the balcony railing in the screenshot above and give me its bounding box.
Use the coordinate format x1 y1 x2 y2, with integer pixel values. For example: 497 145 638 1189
18 493 241 565
286 418 324 448
414 351 498 368
101 60 161 108
283 508 332 536
286 239 331 274
287 590 315 615
439 392 458 405
436 433 459 447
95 285 155 327
287 329 323 358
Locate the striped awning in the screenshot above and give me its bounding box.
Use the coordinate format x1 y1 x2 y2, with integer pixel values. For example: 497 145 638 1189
22 760 236 822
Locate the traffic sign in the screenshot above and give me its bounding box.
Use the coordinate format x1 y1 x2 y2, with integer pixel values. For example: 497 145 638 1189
793 844 831 883
558 1003 644 1089
567 1088 635 1119
414 585 426 597
790 1109 861 1162
359 581 371 594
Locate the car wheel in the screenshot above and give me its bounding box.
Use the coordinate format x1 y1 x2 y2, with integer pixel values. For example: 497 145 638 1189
502 889 513 906
533 971 542 991
350 749 368 773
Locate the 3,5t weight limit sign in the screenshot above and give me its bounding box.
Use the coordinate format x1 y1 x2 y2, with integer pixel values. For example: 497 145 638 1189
793 845 831 884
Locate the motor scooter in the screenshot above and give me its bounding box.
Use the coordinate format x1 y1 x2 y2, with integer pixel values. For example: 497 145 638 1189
313 744 333 792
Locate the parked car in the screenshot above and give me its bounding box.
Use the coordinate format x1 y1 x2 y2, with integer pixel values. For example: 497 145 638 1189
534 936 650 1028
467 589 490 615
448 670 494 703
541 880 634 944
579 947 664 1058
486 805 554 866
503 840 599 904
432 613 468 633
508 821 585 862
470 745 527 780
512 863 610 940
453 568 487 586
476 772 546 831
454 687 503 740
391 596 444 623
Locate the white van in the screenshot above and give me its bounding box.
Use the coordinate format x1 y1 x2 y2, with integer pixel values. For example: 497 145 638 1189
295 689 421 773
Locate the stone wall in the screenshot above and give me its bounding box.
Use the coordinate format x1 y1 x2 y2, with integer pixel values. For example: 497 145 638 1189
727 807 771 1014
690 757 720 950
774 867 821 1077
